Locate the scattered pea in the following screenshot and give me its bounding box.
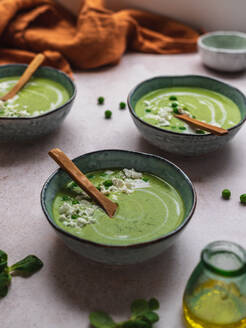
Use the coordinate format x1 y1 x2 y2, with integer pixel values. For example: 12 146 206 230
173 107 179 114
171 102 178 108
145 109 151 112
240 194 246 204
97 96 104 105
169 95 177 101
179 126 186 130
104 110 112 119
119 102 126 109
222 189 231 200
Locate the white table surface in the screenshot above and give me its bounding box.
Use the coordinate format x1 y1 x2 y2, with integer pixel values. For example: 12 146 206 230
1 53 246 328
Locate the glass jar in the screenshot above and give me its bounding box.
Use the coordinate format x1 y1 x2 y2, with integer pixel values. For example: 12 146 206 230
183 241 246 328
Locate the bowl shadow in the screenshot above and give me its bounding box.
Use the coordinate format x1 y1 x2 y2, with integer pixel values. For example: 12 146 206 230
136 135 236 183
0 123 76 168
47 236 180 318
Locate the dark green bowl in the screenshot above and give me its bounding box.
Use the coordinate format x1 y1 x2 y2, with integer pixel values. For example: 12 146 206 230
128 75 246 156
41 150 196 265
0 64 76 141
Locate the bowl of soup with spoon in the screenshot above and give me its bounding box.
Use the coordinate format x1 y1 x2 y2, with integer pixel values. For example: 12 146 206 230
41 149 196 265
0 64 76 141
128 75 246 156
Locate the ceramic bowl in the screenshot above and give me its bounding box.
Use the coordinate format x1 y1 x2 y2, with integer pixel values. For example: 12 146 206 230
0 64 76 141
128 75 246 156
41 150 196 265
198 31 246 72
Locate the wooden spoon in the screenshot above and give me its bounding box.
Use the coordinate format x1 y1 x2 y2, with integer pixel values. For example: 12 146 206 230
174 113 228 136
0 53 45 101
48 148 118 218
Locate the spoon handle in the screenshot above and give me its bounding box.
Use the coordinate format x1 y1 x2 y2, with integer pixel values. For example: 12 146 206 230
1 53 45 101
175 114 228 136
48 148 118 218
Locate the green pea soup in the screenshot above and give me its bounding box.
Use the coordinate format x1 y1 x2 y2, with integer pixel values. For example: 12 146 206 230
135 87 241 134
52 169 185 246
0 76 70 117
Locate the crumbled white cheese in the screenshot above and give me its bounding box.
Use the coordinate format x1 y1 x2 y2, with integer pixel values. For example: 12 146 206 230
144 100 151 106
58 168 150 230
123 168 142 179
105 170 114 175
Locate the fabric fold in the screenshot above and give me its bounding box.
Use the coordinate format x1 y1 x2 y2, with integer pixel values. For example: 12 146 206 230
0 0 199 75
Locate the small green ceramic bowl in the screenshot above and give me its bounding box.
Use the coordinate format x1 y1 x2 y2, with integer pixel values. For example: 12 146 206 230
198 31 246 72
0 64 76 141
128 75 246 156
41 150 196 265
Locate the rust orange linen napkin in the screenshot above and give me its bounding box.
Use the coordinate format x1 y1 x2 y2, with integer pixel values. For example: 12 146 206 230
0 0 199 75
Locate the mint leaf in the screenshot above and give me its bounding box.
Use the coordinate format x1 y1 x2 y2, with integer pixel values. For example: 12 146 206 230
0 271 11 297
0 250 8 273
10 255 43 276
0 286 8 297
148 299 159 311
131 299 149 316
90 311 115 328
142 312 159 324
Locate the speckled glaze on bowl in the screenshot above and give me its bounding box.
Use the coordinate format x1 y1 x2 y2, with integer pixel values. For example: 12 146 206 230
41 150 196 265
128 75 246 156
0 64 76 142
198 31 246 72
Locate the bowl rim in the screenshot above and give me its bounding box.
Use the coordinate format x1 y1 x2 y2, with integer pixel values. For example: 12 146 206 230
41 149 197 249
198 31 246 54
0 64 76 120
127 74 246 138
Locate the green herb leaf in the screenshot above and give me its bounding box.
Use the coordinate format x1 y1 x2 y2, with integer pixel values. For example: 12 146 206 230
90 311 115 328
148 298 159 311
0 271 11 297
103 180 113 188
195 129 205 134
0 250 8 273
131 299 149 316
122 320 150 328
10 255 43 276
0 286 8 297
142 311 159 324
